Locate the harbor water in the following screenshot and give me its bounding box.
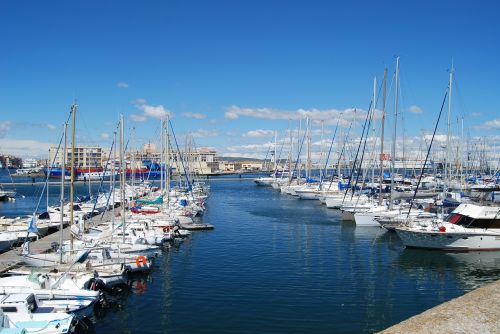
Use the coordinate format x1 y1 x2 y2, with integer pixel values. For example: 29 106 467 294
1 171 499 333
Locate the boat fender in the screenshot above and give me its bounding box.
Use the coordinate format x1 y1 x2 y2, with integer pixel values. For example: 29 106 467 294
136 255 147 267
439 226 446 232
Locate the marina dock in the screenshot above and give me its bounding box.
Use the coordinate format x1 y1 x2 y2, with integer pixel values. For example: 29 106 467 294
379 279 500 334
0 209 116 274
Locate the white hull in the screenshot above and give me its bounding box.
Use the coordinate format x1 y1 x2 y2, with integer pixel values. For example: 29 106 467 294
295 191 319 200
341 210 355 221
353 212 382 226
254 178 275 186
395 228 500 251
325 196 345 209
271 182 282 190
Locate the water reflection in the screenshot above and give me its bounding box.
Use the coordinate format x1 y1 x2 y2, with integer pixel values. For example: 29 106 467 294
395 249 500 291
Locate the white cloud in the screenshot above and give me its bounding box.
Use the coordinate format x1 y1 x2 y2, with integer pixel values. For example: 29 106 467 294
0 138 52 158
191 129 219 138
224 106 297 120
477 118 500 130
224 105 375 128
310 128 332 136
220 152 263 159
470 112 481 117
226 142 273 152
100 133 110 139
131 99 172 122
117 82 129 89
408 105 423 114
130 114 147 122
0 121 12 138
134 98 147 104
419 134 458 144
245 129 275 137
26 123 57 130
139 104 170 119
182 112 207 119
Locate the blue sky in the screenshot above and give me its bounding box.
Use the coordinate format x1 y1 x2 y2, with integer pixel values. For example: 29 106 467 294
0 0 499 159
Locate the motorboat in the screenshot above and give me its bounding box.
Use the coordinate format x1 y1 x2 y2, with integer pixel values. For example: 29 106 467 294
395 203 500 251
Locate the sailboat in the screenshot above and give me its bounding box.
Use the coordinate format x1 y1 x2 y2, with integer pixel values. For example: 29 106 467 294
21 105 91 268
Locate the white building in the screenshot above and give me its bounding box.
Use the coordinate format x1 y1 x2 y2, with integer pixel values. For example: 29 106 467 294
48 146 104 168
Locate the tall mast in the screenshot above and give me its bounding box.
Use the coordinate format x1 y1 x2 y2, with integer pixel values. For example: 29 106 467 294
297 120 301 182
390 57 399 210
338 123 343 178
379 68 387 205
46 172 49 211
131 127 136 194
120 114 126 244
371 76 377 197
319 121 324 181
160 119 164 195
288 119 293 184
274 130 278 175
59 121 67 264
112 130 116 232
69 103 77 251
444 63 454 198
87 165 91 196
460 116 464 189
306 117 311 182
166 115 170 205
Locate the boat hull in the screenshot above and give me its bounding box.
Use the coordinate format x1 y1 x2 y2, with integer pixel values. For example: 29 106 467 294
353 212 382 226
395 229 500 251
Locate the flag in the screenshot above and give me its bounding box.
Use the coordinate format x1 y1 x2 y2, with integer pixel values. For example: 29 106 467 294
27 215 38 233
22 241 29 255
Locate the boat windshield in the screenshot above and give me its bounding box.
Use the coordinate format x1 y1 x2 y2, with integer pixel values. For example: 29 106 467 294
451 214 500 229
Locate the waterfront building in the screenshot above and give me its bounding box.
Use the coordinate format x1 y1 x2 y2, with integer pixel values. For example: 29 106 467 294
220 161 242 172
241 162 263 171
104 145 220 175
21 158 39 168
0 155 22 169
48 145 104 169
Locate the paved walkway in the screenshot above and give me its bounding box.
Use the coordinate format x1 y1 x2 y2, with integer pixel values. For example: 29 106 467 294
379 279 500 334
0 209 116 273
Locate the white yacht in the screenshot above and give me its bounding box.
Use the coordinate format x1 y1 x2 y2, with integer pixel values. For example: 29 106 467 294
395 203 500 251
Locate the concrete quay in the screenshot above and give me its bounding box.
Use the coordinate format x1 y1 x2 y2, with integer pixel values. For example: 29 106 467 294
379 279 500 334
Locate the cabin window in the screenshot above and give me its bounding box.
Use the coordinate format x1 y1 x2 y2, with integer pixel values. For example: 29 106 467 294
455 215 474 227
467 219 500 229
1 306 17 312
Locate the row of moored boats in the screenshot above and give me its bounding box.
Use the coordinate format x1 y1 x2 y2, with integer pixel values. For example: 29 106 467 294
0 181 212 333
255 174 500 251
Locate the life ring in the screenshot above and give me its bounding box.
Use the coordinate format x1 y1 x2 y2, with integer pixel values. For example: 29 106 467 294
136 255 147 267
